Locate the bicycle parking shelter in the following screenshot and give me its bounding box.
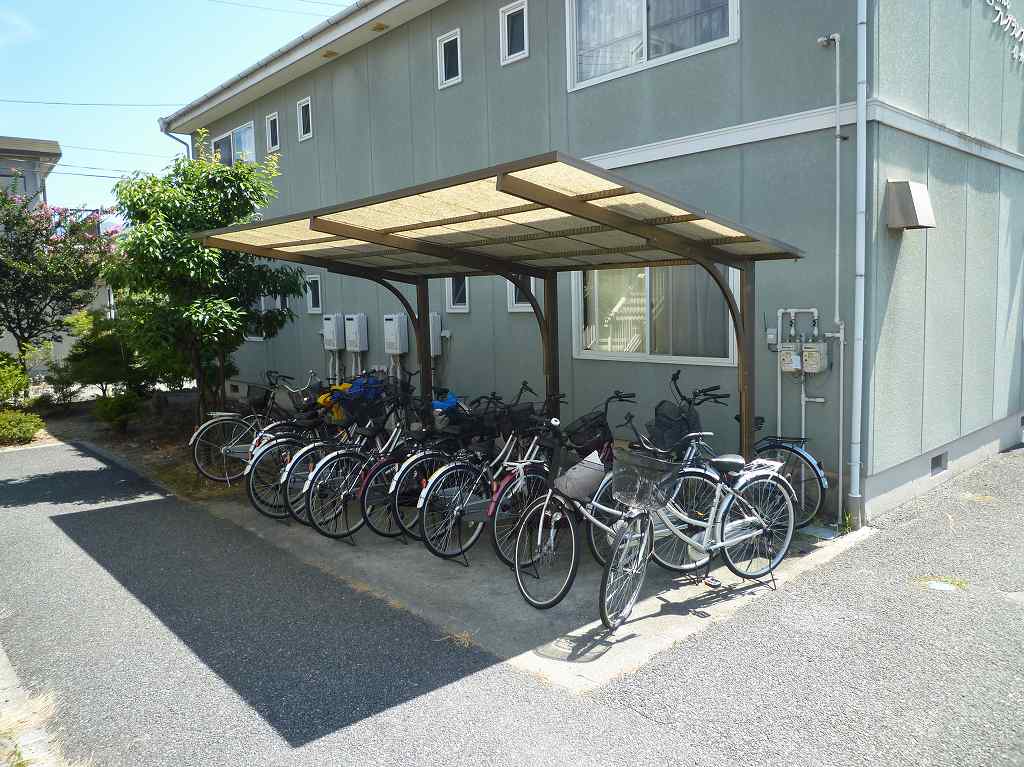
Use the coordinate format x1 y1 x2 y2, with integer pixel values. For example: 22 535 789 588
195 152 801 457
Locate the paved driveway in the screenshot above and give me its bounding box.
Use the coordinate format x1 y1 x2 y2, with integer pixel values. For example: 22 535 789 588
0 442 1021 765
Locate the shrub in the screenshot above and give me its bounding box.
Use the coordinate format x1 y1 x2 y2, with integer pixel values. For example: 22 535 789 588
0 409 44 445
0 354 29 405
26 392 56 413
44 360 82 406
93 390 142 433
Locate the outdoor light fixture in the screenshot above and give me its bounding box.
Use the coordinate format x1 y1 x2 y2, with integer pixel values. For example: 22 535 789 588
886 180 936 230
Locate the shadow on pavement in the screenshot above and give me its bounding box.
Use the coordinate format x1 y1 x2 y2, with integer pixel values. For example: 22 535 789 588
51 499 498 747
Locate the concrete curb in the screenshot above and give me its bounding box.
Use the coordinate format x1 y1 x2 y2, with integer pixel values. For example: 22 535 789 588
66 439 177 498
0 643 56 765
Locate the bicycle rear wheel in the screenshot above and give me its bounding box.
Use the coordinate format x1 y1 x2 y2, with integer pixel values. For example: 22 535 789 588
755 444 824 528
651 469 716 573
585 473 621 567
245 438 302 520
192 417 254 483
720 474 794 579
513 495 579 610
599 512 653 631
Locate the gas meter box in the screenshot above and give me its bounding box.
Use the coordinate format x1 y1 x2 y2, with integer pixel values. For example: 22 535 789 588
802 341 829 374
322 314 345 351
779 342 802 373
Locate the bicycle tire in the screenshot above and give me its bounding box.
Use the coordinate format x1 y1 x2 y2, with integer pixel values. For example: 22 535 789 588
245 437 303 520
390 451 450 540
719 473 795 580
490 469 548 567
513 495 579 610
192 416 255 483
419 463 488 560
649 468 717 573
305 449 369 539
282 442 332 525
585 472 621 567
755 443 825 529
599 512 653 631
359 457 405 538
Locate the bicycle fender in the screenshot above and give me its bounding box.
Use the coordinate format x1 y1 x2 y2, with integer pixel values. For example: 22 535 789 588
357 456 404 504
486 467 546 519
388 450 448 496
416 460 469 510
244 437 303 477
302 447 369 496
189 416 245 447
755 440 829 490
280 441 328 485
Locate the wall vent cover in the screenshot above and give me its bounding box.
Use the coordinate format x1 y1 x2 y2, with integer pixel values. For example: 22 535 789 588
887 180 936 230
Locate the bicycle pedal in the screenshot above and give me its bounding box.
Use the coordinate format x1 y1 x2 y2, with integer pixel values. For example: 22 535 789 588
703 576 722 588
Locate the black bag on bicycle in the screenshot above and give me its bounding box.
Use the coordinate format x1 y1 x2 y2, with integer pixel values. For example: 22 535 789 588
563 411 610 458
646 399 701 452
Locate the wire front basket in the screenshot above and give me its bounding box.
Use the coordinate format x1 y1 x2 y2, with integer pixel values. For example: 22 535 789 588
611 447 682 512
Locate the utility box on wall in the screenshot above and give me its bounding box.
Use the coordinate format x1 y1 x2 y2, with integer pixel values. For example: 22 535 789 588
383 313 409 355
322 314 345 351
344 313 368 352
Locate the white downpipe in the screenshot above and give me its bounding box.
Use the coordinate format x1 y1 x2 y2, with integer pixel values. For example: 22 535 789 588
849 0 869 510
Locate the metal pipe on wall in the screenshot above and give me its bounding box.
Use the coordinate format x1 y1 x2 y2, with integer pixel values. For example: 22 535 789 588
848 0 869 520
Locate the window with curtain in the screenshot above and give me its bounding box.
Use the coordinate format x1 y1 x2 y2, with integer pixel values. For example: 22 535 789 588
572 0 733 87
579 264 733 361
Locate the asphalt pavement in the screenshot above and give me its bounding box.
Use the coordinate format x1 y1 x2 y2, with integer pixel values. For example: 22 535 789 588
0 441 1021 766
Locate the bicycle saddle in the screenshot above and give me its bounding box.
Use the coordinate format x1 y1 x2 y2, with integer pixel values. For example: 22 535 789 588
709 454 746 474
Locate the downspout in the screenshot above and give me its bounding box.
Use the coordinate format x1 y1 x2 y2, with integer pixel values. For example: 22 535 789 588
848 0 869 521
818 31 847 530
158 117 192 159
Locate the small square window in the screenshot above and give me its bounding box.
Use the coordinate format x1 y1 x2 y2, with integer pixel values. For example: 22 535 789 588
507 277 536 313
296 97 313 141
437 29 462 89
265 112 280 152
446 276 469 313
306 274 322 314
500 1 528 65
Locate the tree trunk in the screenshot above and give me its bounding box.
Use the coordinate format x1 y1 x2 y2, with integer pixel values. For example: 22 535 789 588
216 348 227 410
14 337 31 399
191 342 206 426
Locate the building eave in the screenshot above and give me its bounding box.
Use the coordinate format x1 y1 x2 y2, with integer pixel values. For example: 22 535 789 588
159 0 445 136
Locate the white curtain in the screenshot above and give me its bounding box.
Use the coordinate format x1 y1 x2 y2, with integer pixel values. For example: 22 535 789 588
575 0 644 82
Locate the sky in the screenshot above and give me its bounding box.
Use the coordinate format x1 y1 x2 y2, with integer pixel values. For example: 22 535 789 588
0 1 349 210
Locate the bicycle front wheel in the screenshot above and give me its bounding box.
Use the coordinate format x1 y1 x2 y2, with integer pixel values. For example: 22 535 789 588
283 443 332 525
599 513 653 631
359 458 404 538
490 470 548 567
391 452 449 540
585 473 622 567
306 451 368 539
513 495 579 610
755 444 824 529
651 469 716 573
719 474 794 580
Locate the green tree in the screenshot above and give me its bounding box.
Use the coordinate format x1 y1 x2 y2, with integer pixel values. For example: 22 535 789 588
104 131 305 420
0 181 114 370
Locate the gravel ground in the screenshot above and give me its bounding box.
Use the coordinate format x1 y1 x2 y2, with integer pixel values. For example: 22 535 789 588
0 442 1021 766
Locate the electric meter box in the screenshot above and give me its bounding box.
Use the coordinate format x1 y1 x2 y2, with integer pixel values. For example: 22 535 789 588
344 313 369 352
802 341 829 374
779 342 802 373
382 313 409 355
322 314 345 351
429 312 443 357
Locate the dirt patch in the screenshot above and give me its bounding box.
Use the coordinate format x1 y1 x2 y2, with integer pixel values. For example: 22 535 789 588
42 397 244 504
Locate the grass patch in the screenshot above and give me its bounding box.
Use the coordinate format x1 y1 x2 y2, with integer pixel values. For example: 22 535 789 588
146 458 242 502
436 631 475 649
916 575 968 591
0 692 90 767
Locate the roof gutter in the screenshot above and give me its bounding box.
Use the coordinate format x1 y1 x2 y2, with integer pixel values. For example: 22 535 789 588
158 117 191 159
159 0 393 135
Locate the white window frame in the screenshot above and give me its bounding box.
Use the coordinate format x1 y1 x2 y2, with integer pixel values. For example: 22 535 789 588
296 97 313 142
265 112 280 152
105 287 116 320
211 121 256 166
437 28 463 89
499 0 529 66
305 274 322 314
565 0 740 92
507 277 537 313
244 296 268 342
569 269 739 366
445 276 470 313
